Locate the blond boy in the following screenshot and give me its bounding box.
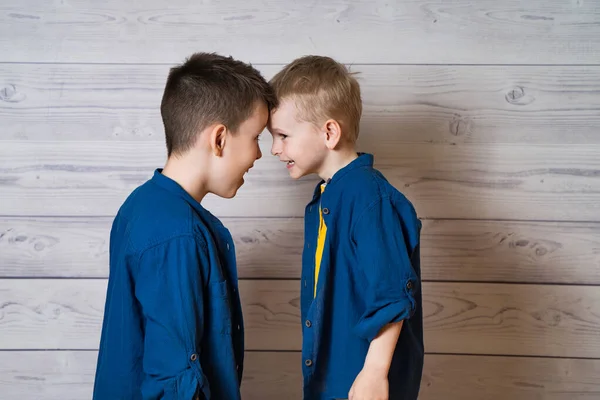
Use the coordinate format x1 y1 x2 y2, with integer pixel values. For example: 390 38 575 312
268 56 423 400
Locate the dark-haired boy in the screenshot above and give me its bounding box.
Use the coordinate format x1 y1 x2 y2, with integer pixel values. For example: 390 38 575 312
93 52 277 400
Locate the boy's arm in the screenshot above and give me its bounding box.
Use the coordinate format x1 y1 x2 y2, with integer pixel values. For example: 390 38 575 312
349 321 403 400
349 197 420 399
135 234 210 399
364 321 403 374
351 196 419 343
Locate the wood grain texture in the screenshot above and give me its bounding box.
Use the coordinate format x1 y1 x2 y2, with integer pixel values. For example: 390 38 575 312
0 351 302 400
0 351 97 400
2 63 600 145
0 140 317 218
2 217 600 284
420 354 600 400
2 351 600 400
374 143 600 222
2 0 598 397
420 219 600 285
2 141 599 221
2 279 600 357
423 282 600 358
0 217 304 279
1 0 599 64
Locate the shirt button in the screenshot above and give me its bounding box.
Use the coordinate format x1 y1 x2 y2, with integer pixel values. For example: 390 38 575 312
305 359 313 367
237 324 241 330
406 280 414 290
305 320 312 328
226 243 230 250
190 353 198 361
322 208 329 215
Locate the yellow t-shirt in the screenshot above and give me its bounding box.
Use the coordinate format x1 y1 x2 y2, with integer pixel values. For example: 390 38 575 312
314 184 327 297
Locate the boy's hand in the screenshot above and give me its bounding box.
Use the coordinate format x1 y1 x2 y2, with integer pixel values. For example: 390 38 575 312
348 365 389 400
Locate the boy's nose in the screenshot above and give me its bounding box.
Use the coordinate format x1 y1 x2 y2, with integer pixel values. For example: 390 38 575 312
271 141 280 156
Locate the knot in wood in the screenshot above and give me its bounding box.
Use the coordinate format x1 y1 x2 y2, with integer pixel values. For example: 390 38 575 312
506 86 525 103
449 114 472 137
0 84 17 101
505 86 535 106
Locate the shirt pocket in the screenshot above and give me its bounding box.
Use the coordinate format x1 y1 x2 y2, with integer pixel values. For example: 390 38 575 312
206 280 232 335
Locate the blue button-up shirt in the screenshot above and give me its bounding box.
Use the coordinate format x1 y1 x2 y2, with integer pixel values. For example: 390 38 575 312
94 170 244 400
301 153 424 400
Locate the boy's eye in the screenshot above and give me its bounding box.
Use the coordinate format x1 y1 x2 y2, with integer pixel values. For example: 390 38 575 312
280 134 288 139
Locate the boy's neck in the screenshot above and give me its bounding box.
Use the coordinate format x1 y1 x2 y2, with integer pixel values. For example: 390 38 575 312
162 154 209 203
318 146 359 182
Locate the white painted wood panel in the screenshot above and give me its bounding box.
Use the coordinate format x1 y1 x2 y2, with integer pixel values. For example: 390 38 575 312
2 141 599 221
2 0 599 398
1 0 599 64
2 217 600 285
2 351 600 400
2 64 600 144
2 279 600 358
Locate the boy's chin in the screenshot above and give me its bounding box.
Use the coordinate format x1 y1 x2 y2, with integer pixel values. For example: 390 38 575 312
221 189 238 199
214 181 243 199
288 167 306 180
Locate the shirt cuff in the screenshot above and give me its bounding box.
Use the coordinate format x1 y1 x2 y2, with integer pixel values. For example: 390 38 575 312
353 282 417 342
173 365 209 399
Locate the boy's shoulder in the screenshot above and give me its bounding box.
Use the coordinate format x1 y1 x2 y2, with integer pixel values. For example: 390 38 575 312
337 162 417 218
338 165 421 247
114 178 208 254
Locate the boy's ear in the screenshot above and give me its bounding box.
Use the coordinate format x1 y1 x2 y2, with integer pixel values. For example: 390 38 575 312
323 119 342 150
209 124 228 157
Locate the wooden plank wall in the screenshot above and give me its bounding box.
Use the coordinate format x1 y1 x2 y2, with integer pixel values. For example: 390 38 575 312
1 1 599 398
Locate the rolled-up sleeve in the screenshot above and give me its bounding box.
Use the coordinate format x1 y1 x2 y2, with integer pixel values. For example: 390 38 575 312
351 197 420 342
134 234 210 399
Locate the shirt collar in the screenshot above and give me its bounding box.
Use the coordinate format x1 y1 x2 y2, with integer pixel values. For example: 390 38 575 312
310 153 374 199
150 168 218 224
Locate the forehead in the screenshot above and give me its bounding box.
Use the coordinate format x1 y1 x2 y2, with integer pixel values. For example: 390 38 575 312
240 101 268 129
270 98 302 128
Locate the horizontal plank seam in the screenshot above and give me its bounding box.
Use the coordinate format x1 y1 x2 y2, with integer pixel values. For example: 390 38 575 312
0 215 305 220
2 277 600 287
2 215 600 225
425 352 600 360
2 61 600 67
2 349 599 360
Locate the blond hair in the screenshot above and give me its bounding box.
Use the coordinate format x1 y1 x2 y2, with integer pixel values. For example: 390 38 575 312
269 55 362 142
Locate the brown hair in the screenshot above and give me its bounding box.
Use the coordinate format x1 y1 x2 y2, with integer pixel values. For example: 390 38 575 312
161 52 277 156
269 55 362 142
